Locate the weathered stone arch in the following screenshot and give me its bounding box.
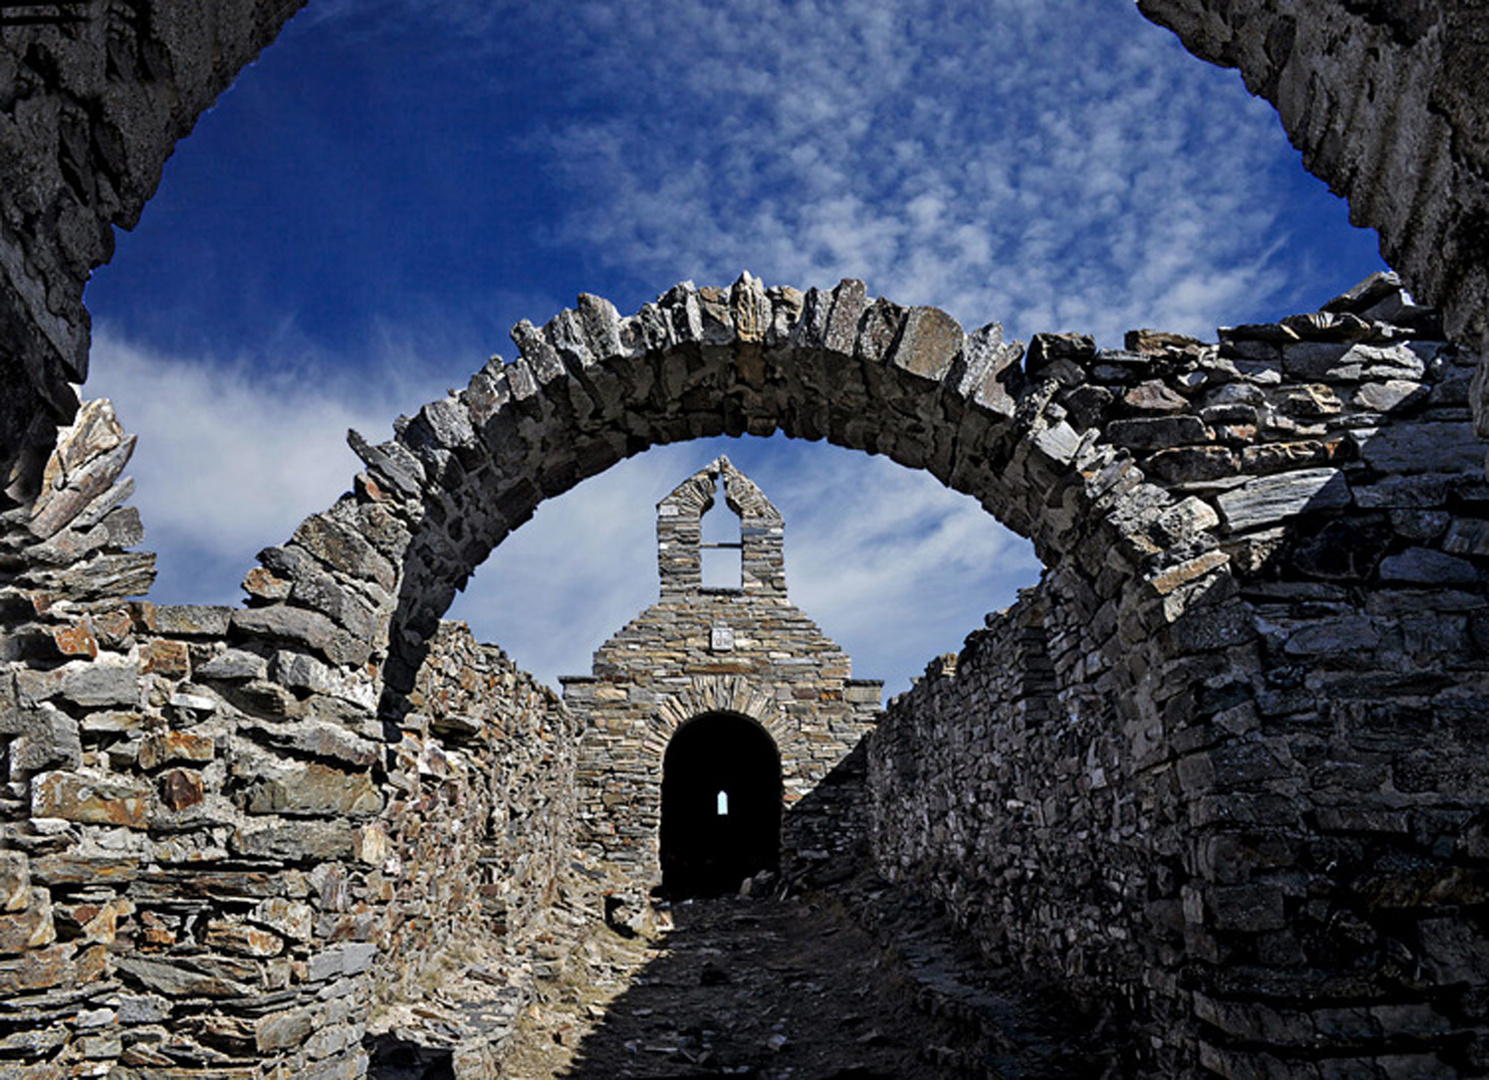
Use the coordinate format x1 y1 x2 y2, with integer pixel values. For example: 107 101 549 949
652 675 781 746
1 269 1482 1079
251 275 1225 731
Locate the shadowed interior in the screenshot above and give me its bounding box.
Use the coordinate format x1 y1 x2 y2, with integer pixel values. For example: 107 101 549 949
660 711 783 898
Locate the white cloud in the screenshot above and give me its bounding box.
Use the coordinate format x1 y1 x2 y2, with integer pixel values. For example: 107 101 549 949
83 330 452 605
448 437 1037 695
495 0 1323 346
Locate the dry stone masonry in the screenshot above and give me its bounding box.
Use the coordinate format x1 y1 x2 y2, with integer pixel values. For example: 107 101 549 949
865 275 1489 1075
0 268 1486 1079
562 456 882 891
1137 0 1489 437
3 3 1489 1077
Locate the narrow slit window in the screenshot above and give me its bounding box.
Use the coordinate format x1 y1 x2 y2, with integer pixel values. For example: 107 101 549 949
717 790 729 816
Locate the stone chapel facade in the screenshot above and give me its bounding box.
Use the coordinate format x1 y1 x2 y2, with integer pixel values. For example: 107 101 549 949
561 457 882 896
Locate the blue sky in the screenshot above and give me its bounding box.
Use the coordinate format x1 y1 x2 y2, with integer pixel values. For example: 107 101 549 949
82 0 1384 693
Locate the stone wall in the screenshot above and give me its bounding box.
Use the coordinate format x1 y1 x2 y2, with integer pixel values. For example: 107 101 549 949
373 621 578 1057
0 411 579 1080
1137 0 1489 437
3 267 1488 1078
867 275 1489 1076
563 456 882 888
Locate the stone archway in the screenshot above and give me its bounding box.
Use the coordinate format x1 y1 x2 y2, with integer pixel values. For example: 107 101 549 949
256 275 1216 719
3 271 1485 1080
659 711 782 899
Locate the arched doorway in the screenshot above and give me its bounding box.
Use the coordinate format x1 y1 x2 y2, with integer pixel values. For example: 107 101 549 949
660 711 782 898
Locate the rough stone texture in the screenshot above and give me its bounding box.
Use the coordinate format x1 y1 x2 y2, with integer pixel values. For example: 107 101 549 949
1137 0 1489 439
0 272 1486 1080
562 457 882 887
0 0 1484 1071
867 276 1489 1076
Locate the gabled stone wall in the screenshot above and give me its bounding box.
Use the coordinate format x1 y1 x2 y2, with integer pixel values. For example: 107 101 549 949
564 456 882 888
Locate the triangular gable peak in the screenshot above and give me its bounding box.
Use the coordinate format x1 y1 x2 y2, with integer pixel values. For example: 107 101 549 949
656 456 785 598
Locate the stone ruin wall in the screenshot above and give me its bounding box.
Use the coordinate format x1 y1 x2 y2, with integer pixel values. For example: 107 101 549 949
0 224 1485 1080
563 458 882 885
1138 0 1489 396
868 278 1489 1075
0 526 579 1080
1 7 1489 1072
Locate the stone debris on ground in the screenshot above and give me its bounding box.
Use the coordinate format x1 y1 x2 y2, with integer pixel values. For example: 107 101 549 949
498 867 1119 1080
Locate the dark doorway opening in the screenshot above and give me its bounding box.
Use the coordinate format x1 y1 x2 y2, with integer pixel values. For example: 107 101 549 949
660 712 781 898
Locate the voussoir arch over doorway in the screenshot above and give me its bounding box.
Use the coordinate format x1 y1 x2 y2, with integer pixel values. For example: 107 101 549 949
251 274 1236 721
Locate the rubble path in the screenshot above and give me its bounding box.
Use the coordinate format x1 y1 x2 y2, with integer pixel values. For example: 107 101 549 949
502 890 1111 1080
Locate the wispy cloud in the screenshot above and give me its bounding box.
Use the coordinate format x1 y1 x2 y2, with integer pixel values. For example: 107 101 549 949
495 0 1332 344
85 0 1381 695
448 438 1036 695
84 330 451 605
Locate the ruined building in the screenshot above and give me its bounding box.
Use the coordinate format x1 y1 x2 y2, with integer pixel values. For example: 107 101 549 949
562 457 881 897
2 3 1489 1079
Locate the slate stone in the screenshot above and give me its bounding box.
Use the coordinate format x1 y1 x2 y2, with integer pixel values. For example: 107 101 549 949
1288 518 1394 580
231 605 340 657
245 763 381 818
114 955 250 999
256 1007 315 1051
29 414 136 540
1105 415 1208 451
1358 423 1487 474
1356 379 1430 412
158 768 205 811
293 513 397 591
0 853 29 913
1144 445 1238 483
230 823 356 862
1216 468 1351 532
17 660 138 709
196 649 268 681
0 942 76 995
7 703 81 777
241 718 380 768
888 306 964 382
822 279 869 355
31 770 149 828
1378 548 1481 586
347 429 426 498
153 605 232 637
1125 328 1205 354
